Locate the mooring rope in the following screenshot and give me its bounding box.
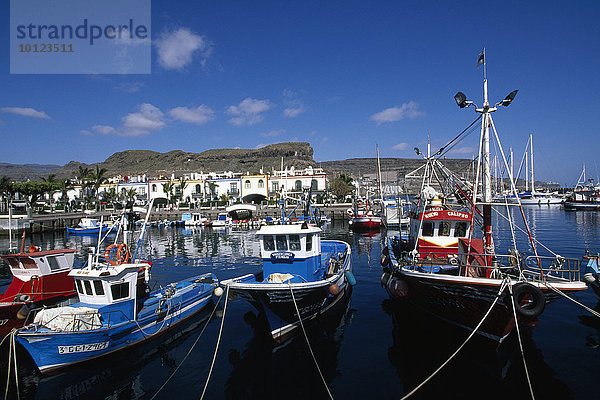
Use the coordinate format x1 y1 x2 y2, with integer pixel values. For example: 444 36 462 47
400 279 509 400
289 283 334 400
150 291 224 400
3 330 20 400
199 285 229 400
508 282 535 400
546 283 600 318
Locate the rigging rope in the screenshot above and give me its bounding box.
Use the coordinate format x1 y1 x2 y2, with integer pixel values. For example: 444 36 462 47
508 282 536 400
546 283 600 318
400 279 509 399
434 115 482 159
150 291 224 400
199 285 229 400
289 283 335 400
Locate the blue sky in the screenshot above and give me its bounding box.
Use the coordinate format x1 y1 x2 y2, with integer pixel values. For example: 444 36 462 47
1 1 598 185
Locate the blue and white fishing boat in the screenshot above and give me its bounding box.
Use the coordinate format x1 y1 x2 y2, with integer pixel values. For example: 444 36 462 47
14 208 220 374
221 223 354 341
65 218 116 235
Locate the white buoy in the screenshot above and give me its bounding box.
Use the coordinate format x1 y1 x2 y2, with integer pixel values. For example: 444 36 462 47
214 287 224 297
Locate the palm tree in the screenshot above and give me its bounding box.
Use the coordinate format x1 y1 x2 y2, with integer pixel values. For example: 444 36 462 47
77 166 91 211
162 181 175 206
58 179 73 211
0 176 14 214
90 166 108 210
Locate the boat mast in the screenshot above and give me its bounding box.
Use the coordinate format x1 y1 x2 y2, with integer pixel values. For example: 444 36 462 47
479 51 494 254
376 144 383 202
530 134 535 194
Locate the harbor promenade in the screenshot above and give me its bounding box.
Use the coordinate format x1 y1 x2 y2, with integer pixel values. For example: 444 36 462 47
0 204 352 235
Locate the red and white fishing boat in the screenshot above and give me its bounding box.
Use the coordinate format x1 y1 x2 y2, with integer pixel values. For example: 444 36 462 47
381 51 587 341
0 240 77 337
347 202 382 231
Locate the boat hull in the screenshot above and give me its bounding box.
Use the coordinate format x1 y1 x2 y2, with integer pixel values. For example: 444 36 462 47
222 241 353 341
384 268 586 341
15 274 218 374
349 217 381 231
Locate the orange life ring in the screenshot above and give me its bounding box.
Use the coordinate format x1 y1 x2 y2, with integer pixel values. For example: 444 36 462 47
105 243 130 266
28 245 39 253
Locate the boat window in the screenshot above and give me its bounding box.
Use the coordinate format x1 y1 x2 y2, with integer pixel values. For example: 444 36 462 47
46 256 63 271
422 222 434 236
454 222 468 237
263 236 275 251
93 280 105 296
4 257 19 269
83 280 93 296
289 235 301 251
439 221 451 236
111 282 130 300
276 235 288 251
76 279 84 294
306 234 313 251
21 258 38 269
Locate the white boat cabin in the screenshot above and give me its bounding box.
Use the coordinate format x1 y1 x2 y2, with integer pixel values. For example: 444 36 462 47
1 248 76 281
258 224 323 282
69 263 149 320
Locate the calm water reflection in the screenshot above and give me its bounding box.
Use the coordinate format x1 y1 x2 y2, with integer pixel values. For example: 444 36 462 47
0 208 599 399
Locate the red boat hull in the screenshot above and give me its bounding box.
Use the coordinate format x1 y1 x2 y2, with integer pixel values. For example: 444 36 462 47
350 217 382 231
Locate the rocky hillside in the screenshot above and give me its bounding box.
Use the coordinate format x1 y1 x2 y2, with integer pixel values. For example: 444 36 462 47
1 142 316 180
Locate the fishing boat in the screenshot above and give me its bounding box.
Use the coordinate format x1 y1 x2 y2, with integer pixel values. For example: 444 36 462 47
13 207 220 374
221 195 354 341
564 166 600 210
347 200 382 231
0 241 77 337
221 224 353 341
66 218 114 235
381 53 587 342
211 212 231 228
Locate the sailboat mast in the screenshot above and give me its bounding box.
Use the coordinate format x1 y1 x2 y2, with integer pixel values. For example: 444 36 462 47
376 144 383 202
530 134 535 193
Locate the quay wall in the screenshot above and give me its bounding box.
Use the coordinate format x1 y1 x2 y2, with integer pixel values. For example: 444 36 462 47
0 204 352 235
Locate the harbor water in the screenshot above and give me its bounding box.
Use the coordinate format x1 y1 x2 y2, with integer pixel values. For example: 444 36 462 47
1 206 600 399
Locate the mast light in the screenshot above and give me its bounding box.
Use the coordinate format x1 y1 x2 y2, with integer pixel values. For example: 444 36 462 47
500 90 518 107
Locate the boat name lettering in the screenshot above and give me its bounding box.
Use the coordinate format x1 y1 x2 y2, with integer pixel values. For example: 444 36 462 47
58 341 109 354
446 211 469 219
270 251 295 264
424 212 438 218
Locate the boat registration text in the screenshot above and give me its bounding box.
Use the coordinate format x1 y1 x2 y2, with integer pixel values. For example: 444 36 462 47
58 341 109 354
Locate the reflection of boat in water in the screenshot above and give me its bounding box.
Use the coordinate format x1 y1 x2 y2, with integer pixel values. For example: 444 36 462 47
5 306 219 400
383 298 570 399
225 289 355 399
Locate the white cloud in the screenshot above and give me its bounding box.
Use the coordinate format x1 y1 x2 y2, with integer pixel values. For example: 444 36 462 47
155 28 212 70
114 82 144 93
0 107 50 119
260 129 284 137
92 125 118 135
169 105 215 125
282 89 306 118
283 107 306 118
392 142 409 151
255 143 269 149
370 101 423 125
84 103 167 137
122 103 166 135
227 98 272 126
447 146 475 155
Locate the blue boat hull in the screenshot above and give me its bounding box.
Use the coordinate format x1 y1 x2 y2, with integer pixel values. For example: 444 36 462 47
16 274 218 374
66 226 111 235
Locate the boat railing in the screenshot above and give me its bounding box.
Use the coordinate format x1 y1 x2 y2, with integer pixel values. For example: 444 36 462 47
404 251 581 281
523 255 581 282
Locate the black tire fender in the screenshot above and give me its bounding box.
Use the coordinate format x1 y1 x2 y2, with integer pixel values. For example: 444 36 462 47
511 282 546 318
